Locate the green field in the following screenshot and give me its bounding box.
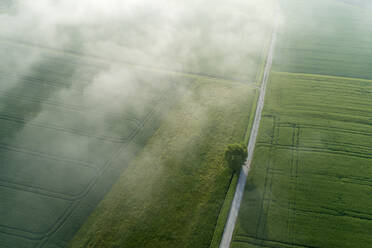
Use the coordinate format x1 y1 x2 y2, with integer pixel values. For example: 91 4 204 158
0 41 194 248
0 1 276 247
232 0 372 247
274 0 372 79
232 72 372 248
0 15 271 248
69 79 257 248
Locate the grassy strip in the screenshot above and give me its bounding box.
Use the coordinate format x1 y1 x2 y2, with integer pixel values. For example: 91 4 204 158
243 19 275 144
206 49 264 248
209 173 239 248
69 79 256 248
208 16 275 247
272 70 372 84
243 82 259 145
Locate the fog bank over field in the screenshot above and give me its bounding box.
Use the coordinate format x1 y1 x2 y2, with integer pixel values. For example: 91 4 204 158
1 0 275 82
0 1 276 247
0 0 276 148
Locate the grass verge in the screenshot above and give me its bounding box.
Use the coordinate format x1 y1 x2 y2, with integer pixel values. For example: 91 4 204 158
209 173 239 248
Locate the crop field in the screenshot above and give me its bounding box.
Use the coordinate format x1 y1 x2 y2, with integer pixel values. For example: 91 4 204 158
0 0 274 84
0 40 194 248
0 1 276 247
69 79 258 248
273 0 372 80
0 27 269 248
231 0 372 247
232 72 372 248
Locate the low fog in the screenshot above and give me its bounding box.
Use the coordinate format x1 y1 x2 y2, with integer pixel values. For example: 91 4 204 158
1 0 274 81
0 0 275 247
0 0 276 186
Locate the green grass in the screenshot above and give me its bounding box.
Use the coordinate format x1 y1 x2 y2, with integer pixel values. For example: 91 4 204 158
209 173 239 248
208 26 273 247
232 72 372 248
273 0 372 80
232 1 372 246
0 43 194 247
0 1 276 246
69 80 257 248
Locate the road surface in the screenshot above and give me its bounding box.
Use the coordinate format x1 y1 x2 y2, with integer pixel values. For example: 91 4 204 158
218 4 280 248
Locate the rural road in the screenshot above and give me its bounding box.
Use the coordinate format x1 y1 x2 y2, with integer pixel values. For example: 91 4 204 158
218 4 280 248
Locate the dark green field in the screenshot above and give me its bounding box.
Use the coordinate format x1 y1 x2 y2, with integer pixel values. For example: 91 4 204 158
274 0 372 79
69 80 258 248
0 0 275 247
232 72 372 248
232 0 372 247
0 41 194 248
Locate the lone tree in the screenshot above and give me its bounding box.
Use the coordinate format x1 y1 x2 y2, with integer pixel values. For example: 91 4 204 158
224 143 247 173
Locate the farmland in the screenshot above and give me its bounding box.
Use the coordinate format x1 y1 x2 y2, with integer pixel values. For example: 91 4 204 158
0 39 261 248
0 0 276 247
232 72 372 248
231 0 372 247
273 0 372 79
0 40 194 248
69 79 258 248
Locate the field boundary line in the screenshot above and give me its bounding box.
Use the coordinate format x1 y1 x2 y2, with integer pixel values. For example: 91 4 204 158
272 71 372 84
0 115 137 143
218 2 280 247
0 179 92 201
256 143 372 160
0 37 254 85
233 234 320 248
296 123 372 136
0 97 155 242
36 87 184 247
0 71 94 92
0 143 97 169
264 200 372 223
0 85 155 124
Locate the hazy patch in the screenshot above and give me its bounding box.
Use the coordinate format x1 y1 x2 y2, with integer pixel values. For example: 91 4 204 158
0 0 275 247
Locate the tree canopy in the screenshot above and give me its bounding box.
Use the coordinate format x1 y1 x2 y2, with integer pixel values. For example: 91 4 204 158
224 143 247 173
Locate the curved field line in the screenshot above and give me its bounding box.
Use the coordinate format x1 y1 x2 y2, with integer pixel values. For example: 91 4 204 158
0 90 143 125
297 124 372 136
272 71 372 84
0 37 251 85
233 234 320 248
0 179 93 201
0 85 176 206
0 115 138 143
36 93 170 246
257 143 372 160
278 103 372 118
0 143 97 169
300 140 372 152
0 102 143 202
255 116 277 240
0 200 74 239
0 87 178 245
0 72 98 93
0 72 167 123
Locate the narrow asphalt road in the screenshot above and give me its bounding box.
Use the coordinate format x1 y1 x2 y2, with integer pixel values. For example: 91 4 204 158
219 4 280 248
